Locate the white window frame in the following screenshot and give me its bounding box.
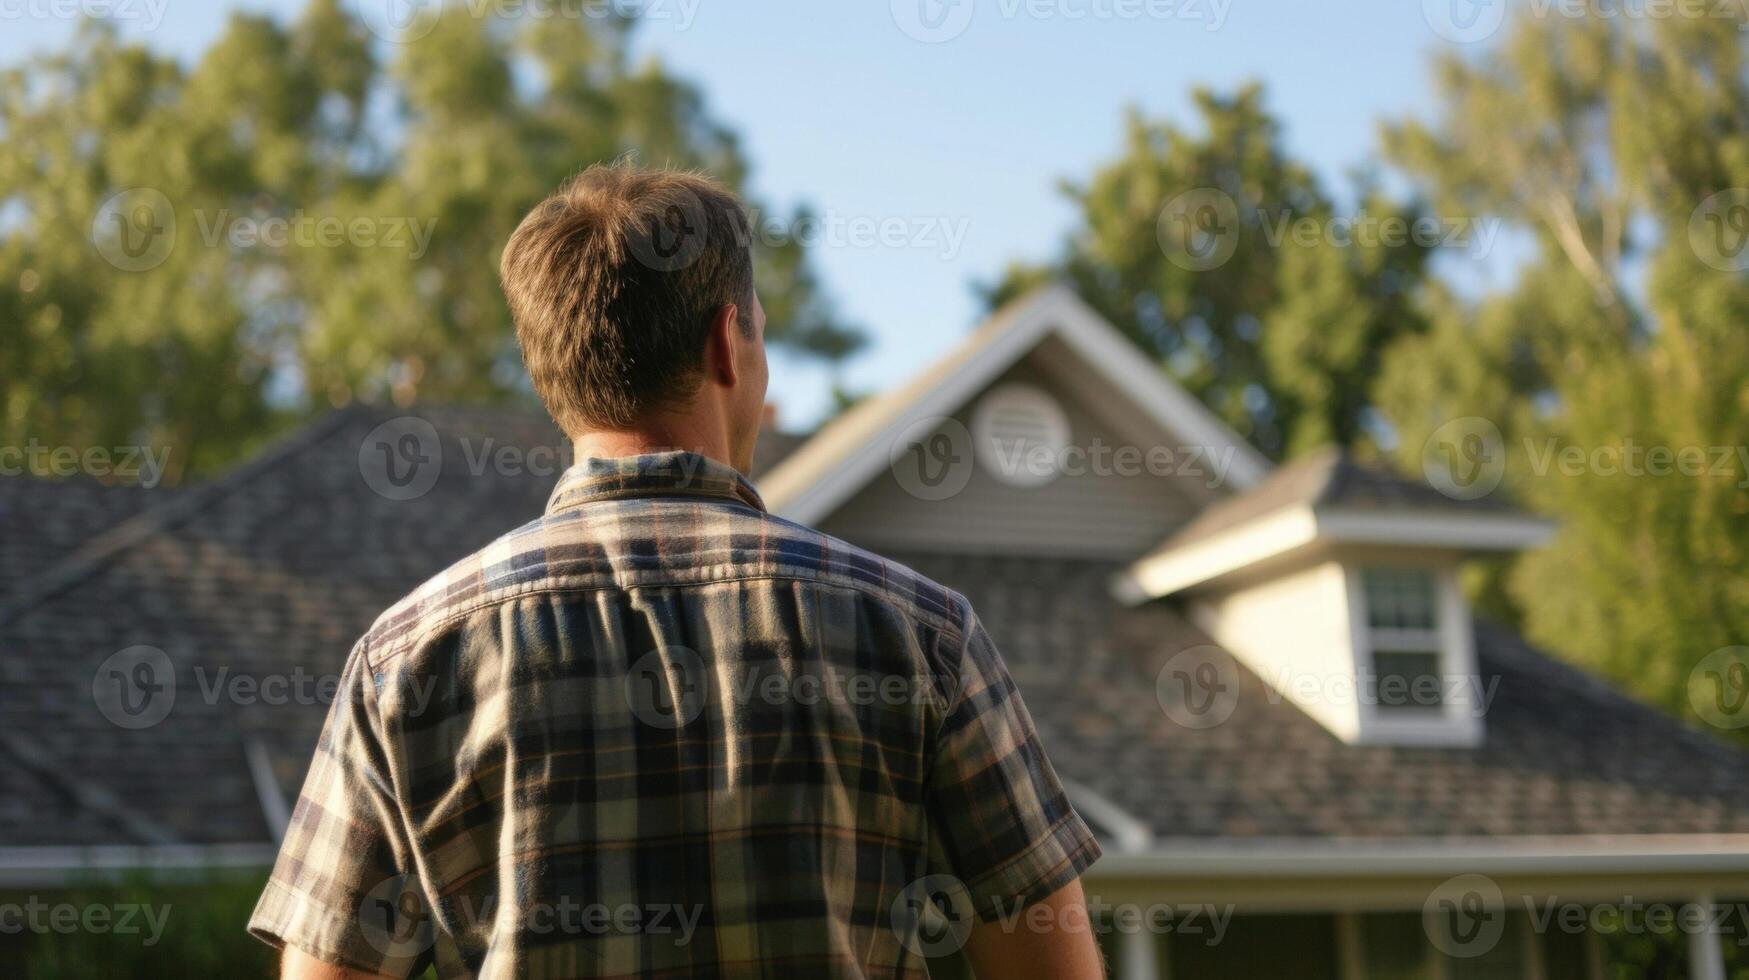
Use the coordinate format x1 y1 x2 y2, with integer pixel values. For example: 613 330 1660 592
1345 561 1485 746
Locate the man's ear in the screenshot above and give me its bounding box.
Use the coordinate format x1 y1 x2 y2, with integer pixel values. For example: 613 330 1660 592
705 303 741 388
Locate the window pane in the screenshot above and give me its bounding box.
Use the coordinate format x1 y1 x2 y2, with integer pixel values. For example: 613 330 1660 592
1375 651 1443 712
1363 568 1438 630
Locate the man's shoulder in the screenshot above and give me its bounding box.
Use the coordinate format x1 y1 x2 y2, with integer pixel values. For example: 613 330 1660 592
357 504 971 668
756 511 970 632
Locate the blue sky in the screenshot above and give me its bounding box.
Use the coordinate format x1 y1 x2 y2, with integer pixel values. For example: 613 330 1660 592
0 0 1518 427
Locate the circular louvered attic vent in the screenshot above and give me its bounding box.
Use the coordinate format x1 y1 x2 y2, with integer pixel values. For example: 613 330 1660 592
971 383 1071 488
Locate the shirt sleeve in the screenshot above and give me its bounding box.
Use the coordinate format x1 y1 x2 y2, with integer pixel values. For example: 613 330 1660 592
247 641 432 977
924 601 1103 922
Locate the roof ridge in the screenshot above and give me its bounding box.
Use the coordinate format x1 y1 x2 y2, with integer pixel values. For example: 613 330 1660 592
0 407 362 629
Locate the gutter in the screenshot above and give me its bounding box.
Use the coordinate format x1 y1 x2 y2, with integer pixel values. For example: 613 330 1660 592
1089 836 1749 878
0 843 278 887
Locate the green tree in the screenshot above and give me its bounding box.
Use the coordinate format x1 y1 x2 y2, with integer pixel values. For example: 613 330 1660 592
984 84 1433 459
0 1 861 481
1376 8 1749 727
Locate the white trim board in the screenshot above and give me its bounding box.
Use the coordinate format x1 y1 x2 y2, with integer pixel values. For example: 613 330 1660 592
1125 504 1556 600
759 285 1270 526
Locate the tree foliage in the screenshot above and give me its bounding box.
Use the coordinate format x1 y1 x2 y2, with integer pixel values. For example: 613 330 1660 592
0 1 861 480
985 84 1434 459
1377 8 1749 726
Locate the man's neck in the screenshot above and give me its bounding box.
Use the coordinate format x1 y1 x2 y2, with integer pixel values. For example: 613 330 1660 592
572 416 737 473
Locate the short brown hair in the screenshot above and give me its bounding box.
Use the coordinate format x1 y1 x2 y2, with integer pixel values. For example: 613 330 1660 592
501 164 754 434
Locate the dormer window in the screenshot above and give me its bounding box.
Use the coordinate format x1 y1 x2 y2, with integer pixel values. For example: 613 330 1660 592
1359 567 1444 716
1120 448 1555 747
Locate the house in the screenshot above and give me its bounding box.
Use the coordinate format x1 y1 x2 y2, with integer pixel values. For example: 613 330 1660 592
2 286 1746 977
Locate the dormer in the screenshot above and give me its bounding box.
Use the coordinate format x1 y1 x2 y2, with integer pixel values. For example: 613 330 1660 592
1118 448 1554 746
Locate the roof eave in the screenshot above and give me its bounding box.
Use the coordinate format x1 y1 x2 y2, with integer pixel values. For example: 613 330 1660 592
1119 505 1557 602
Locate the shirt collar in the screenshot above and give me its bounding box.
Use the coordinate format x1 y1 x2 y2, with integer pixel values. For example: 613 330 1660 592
544 451 766 516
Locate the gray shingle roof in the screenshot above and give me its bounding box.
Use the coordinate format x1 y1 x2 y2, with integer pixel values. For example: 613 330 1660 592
0 473 172 601
895 551 1749 840
2 409 1745 852
0 406 809 849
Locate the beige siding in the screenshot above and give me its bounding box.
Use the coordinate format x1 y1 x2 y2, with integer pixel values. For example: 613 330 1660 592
819 357 1214 560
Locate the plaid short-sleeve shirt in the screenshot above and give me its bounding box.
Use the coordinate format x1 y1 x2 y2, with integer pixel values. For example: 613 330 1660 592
249 452 1100 978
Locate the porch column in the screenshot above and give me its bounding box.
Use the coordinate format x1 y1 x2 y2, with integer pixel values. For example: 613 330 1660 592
1687 894 1725 980
1116 928 1160 980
